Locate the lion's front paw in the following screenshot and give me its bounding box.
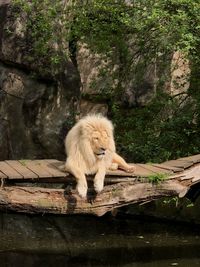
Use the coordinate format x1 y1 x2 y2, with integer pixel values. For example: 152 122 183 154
94 180 104 194
77 182 88 198
125 165 136 173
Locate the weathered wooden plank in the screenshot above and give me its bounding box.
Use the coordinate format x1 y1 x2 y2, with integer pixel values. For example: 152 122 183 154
21 160 53 178
152 163 182 172
192 177 200 184
131 164 156 177
0 171 7 179
139 164 173 175
0 161 23 179
6 160 38 179
179 165 200 181
45 159 68 173
179 154 200 164
168 174 186 180
107 164 150 177
106 169 136 177
104 177 137 183
0 154 198 184
162 160 193 169
180 176 192 181
36 160 68 178
191 165 200 183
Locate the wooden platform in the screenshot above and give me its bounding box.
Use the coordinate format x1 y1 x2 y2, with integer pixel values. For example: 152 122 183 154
0 154 200 183
0 154 200 216
0 159 66 180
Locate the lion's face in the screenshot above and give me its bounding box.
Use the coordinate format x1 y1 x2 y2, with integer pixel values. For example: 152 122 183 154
90 130 110 159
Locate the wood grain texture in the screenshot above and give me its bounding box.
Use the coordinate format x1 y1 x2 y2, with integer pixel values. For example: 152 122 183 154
162 159 193 169
20 160 53 178
0 162 23 179
6 161 38 179
36 160 68 178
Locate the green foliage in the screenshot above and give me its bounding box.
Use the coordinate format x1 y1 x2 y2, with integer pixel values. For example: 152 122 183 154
71 0 200 101
113 91 200 163
13 0 70 72
70 0 200 55
13 0 200 163
13 0 200 73
163 197 179 205
186 202 194 208
147 173 168 184
162 197 194 209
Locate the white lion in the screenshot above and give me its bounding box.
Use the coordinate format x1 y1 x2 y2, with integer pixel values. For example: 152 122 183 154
65 114 135 198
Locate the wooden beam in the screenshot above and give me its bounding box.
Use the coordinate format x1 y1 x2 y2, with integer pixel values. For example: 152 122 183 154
0 180 188 216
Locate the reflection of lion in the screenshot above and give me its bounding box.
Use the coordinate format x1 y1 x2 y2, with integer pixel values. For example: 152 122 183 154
65 114 135 198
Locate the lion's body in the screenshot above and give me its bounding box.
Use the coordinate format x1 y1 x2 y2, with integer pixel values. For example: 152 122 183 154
65 115 115 175
65 114 134 197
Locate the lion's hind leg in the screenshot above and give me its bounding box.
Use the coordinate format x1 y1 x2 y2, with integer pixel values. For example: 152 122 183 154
65 161 88 198
109 162 118 171
112 153 135 173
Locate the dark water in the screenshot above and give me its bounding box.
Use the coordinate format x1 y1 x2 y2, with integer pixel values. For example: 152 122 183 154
0 212 200 267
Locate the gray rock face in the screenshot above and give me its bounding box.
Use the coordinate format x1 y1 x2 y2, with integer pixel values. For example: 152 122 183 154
0 117 9 160
0 2 80 160
76 43 167 108
0 2 189 161
0 2 113 161
0 62 79 160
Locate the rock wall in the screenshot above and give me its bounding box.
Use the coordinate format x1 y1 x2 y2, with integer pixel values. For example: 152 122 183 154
0 1 80 160
0 1 190 161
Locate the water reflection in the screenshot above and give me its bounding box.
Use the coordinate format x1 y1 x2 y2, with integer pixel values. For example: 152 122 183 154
0 212 200 267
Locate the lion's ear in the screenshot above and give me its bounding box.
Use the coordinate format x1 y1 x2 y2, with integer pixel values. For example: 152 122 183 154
78 124 84 136
79 123 87 137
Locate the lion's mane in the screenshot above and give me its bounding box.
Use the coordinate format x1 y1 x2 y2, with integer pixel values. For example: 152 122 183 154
65 114 116 175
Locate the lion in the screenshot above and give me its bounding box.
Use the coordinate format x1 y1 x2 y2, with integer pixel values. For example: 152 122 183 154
64 114 135 198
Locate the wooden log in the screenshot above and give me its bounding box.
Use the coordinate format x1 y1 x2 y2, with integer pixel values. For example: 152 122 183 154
0 180 188 216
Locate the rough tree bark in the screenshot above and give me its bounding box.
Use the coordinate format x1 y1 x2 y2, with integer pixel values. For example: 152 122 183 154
0 179 189 216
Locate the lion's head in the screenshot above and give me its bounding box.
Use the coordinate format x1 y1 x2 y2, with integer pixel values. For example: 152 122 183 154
79 115 116 160
90 129 109 158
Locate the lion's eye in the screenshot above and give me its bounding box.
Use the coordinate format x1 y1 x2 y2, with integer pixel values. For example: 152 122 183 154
94 137 99 141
